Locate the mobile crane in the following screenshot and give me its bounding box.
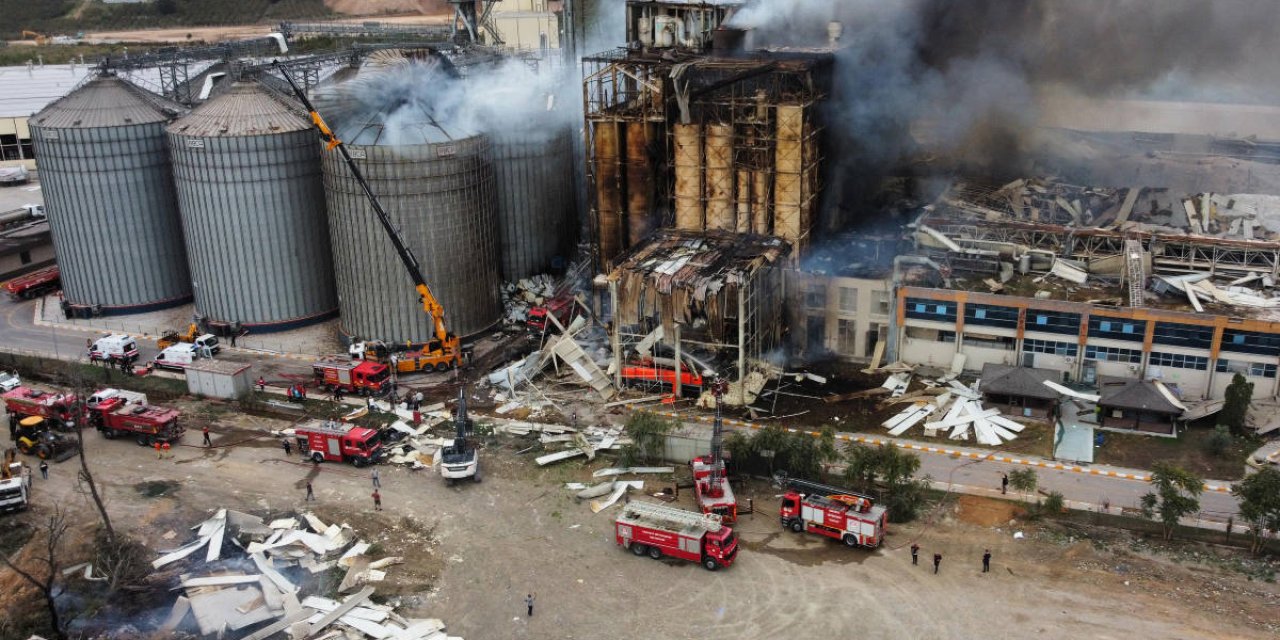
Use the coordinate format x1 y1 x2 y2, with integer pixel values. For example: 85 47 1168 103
275 61 463 374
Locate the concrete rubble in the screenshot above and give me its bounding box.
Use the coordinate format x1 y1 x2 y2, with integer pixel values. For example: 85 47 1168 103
154 509 460 639
500 274 557 326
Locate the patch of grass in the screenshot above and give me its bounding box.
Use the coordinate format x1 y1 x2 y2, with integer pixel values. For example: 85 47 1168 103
1094 426 1260 480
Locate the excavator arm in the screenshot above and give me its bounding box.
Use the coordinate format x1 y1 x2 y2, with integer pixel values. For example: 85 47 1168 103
275 62 452 345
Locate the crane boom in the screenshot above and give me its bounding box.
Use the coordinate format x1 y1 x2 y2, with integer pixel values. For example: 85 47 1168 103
274 62 451 345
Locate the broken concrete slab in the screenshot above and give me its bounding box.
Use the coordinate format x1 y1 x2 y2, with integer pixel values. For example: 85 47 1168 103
592 466 674 478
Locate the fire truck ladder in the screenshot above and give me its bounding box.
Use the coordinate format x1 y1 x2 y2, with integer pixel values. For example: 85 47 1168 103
782 477 877 506
624 501 722 532
1125 238 1145 308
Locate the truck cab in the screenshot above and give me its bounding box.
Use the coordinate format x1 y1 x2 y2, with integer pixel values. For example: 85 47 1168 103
193 334 221 355
89 334 139 364
295 420 385 467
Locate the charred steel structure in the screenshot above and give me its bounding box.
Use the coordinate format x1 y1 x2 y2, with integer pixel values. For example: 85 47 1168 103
583 0 832 270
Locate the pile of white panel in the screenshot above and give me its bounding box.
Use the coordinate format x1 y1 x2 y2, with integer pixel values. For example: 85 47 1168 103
880 380 1025 445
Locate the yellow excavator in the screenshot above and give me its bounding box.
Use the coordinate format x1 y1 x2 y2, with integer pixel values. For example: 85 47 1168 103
21 30 48 45
276 62 463 374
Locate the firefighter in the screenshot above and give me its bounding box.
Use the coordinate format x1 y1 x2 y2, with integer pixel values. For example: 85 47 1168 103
282 438 293 456
911 543 920 566
162 441 171 459
372 489 382 511
256 376 266 392
202 426 212 447
155 441 163 459
982 549 992 573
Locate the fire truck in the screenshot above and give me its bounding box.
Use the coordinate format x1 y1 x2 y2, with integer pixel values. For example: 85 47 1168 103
692 379 736 522
312 359 391 396
3 386 80 429
293 420 385 467
5 266 59 300
86 388 183 445
779 478 887 549
614 501 738 571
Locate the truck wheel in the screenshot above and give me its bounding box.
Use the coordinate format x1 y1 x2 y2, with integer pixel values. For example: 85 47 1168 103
352 457 367 468
630 543 648 557
703 558 720 571
842 535 858 547
790 520 803 533
311 452 324 464
434 362 448 373
136 435 152 447
648 545 663 560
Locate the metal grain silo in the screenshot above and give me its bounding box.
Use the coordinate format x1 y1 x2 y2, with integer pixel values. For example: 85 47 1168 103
491 124 577 280
322 118 501 344
29 74 191 313
167 81 337 331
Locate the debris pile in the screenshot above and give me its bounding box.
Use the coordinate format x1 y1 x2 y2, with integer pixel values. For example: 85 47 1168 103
880 379 1026 446
153 509 458 639
500 275 557 326
528 423 630 466
384 420 453 468
564 467 676 513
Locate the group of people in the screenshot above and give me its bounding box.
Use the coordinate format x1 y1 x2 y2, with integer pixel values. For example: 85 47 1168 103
909 543 994 574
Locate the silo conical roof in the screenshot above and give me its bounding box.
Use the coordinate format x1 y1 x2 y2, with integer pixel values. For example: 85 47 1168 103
31 74 182 129
167 81 311 137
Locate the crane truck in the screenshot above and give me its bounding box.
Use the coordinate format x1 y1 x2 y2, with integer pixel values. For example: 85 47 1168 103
614 500 738 571
779 477 887 549
691 379 737 522
439 387 480 484
277 62 464 375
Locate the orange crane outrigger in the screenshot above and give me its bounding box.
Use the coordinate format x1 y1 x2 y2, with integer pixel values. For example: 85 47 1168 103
275 62 463 373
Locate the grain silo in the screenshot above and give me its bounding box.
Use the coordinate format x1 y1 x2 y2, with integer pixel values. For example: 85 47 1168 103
491 123 577 280
29 74 191 314
320 60 501 344
166 81 337 331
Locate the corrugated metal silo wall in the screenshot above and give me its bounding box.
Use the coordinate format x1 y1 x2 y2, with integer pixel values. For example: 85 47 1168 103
491 128 577 280
323 135 501 343
169 129 338 329
30 123 191 310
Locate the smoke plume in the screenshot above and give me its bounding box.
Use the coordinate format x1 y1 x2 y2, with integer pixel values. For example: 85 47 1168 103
730 0 1280 223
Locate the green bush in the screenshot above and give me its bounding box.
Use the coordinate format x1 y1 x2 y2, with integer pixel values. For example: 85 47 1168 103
1204 425 1233 458
618 411 677 467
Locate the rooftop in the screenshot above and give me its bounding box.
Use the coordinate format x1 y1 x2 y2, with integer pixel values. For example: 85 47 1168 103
1097 377 1184 415
979 364 1060 401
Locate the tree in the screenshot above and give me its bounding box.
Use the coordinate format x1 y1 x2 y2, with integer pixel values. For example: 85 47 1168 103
1042 491 1065 515
1140 462 1204 540
1007 468 1038 503
1203 425 1233 458
155 0 178 15
1232 467 1280 555
841 444 929 522
618 411 675 467
0 506 70 640
1221 373 1253 435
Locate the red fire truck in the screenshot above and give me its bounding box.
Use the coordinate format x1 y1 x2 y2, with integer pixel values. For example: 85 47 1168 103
3 386 80 429
5 266 59 300
312 359 390 396
293 420 385 467
615 500 738 571
779 478 887 549
86 388 183 445
692 379 736 521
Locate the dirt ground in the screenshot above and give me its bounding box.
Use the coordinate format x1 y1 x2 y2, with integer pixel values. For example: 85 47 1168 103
1 403 1277 639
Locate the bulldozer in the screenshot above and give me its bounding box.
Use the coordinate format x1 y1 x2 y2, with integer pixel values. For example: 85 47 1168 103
14 416 79 462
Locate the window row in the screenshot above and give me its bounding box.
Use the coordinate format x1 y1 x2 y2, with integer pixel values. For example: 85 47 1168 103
1084 345 1142 363
1022 339 1078 357
1148 351 1209 371
1215 359 1279 379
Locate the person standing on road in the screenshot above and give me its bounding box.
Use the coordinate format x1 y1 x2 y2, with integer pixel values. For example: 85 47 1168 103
257 376 266 393
202 426 212 447
933 553 942 574
372 489 382 511
525 593 535 617
305 480 315 501
1001 472 1009 495
155 441 163 459
162 441 171 459
982 549 991 573
910 543 920 565
282 438 293 456
372 468 380 489
39 460 48 480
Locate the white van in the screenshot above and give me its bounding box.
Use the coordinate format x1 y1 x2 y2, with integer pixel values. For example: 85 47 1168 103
88 334 139 363
153 344 199 371
193 334 221 355
87 388 148 407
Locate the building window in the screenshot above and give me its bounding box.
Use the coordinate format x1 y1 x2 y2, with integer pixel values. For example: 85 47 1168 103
1152 322 1214 350
19 251 31 265
805 284 826 310
1215 359 1278 378
838 287 857 314
1220 329 1280 357
965 333 1015 351
1026 309 1081 335
1084 345 1141 363
1149 351 1208 371
874 290 890 315
1088 316 1146 342
0 133 20 161
905 297 956 323
837 319 857 354
1023 339 1078 357
965 303 1019 329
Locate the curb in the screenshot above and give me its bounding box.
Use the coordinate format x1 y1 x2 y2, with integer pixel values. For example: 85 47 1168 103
626 405 1235 495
